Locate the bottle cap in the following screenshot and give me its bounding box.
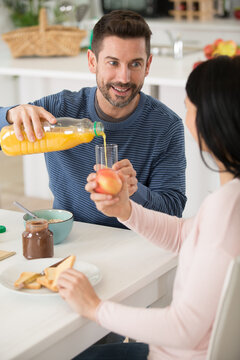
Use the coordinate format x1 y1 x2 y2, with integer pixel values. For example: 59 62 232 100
0 225 6 233
94 121 98 136
94 121 104 137
94 121 102 137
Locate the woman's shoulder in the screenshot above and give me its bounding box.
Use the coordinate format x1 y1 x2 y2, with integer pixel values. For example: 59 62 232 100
198 179 240 234
204 178 240 209
197 178 240 250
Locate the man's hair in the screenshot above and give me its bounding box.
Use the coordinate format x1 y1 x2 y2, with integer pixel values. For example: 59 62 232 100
91 10 152 59
186 55 240 178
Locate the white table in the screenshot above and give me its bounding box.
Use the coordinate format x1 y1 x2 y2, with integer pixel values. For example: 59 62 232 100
0 209 177 360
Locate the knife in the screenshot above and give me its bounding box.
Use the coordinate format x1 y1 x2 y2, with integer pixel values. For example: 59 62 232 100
16 256 71 289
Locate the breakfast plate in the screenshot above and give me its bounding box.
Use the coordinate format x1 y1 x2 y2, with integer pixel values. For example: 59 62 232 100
0 257 102 295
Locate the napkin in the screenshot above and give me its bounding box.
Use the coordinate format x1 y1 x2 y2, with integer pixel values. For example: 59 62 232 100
0 250 16 261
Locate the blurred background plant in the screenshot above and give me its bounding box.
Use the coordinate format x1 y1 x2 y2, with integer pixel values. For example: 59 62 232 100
53 1 89 25
3 0 89 28
3 0 50 27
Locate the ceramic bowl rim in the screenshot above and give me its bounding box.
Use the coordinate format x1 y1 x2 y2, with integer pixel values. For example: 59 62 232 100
23 209 74 224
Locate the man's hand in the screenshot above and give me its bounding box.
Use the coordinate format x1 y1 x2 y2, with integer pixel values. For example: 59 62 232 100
7 104 57 142
113 159 138 196
58 269 101 321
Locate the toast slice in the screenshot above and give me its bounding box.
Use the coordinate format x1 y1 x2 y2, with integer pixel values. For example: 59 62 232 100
25 280 41 290
44 267 56 281
51 255 76 292
37 275 55 291
14 272 41 289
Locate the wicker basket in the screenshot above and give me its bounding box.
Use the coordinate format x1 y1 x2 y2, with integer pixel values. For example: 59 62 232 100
2 8 87 58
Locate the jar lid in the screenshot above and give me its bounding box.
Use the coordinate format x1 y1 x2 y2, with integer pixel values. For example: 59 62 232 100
26 218 49 231
0 225 6 233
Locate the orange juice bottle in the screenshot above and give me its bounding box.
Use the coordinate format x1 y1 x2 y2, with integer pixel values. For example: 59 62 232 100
0 118 104 156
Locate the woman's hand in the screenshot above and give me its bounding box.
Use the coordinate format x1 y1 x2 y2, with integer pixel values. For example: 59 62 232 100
93 159 138 197
85 172 132 222
7 104 56 142
58 269 101 321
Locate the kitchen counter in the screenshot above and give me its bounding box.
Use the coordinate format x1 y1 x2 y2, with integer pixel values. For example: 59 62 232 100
0 14 239 84
81 17 240 49
0 41 204 87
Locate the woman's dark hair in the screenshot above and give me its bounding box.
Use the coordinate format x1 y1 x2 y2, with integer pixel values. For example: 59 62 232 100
186 56 240 178
91 10 152 59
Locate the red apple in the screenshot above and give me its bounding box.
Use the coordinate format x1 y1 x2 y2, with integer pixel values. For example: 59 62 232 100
95 168 122 195
204 44 214 59
213 38 223 47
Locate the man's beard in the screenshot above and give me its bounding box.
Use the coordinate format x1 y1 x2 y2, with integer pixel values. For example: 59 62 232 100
97 81 143 108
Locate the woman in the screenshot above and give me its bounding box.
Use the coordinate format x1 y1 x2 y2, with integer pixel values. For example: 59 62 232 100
58 56 240 360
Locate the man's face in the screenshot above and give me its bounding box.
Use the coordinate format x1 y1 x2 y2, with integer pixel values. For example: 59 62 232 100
88 36 152 112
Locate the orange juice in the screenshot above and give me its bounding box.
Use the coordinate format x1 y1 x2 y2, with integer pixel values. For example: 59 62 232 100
0 118 105 156
102 133 108 168
0 126 96 156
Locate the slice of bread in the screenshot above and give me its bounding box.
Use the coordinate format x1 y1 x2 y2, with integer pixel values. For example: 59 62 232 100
25 281 41 290
14 272 40 288
44 267 56 281
37 275 56 291
51 255 76 292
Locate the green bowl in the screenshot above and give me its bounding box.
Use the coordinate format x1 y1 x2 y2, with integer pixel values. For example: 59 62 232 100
23 209 74 245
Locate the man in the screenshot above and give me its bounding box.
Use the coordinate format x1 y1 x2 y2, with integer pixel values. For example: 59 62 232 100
0 10 186 228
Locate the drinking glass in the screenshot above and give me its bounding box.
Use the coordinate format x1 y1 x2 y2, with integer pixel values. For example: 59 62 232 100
95 144 118 171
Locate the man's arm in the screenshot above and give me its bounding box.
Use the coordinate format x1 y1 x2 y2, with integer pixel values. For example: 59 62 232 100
0 106 16 128
0 92 63 140
131 120 186 217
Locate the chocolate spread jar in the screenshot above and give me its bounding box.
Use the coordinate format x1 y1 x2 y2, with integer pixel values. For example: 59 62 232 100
22 219 54 259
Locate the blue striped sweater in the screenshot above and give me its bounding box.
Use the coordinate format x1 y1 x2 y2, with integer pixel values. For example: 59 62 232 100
0 87 186 228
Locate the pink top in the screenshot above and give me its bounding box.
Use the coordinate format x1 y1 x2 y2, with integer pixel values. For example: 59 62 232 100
96 178 240 360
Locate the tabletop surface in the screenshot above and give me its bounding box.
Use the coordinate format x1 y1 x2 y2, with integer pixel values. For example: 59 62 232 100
0 209 177 360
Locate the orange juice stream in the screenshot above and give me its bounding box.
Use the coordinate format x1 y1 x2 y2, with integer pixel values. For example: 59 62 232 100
102 133 108 168
0 125 106 156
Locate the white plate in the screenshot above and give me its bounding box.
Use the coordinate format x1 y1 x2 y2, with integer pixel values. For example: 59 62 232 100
0 257 102 295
